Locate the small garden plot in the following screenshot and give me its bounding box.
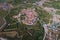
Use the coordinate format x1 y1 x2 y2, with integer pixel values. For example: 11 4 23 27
56 11 60 15
51 1 60 9
0 10 8 17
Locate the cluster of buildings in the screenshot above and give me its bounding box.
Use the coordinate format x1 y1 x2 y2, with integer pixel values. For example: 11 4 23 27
21 8 39 25
43 14 60 40
13 8 39 25
43 23 59 40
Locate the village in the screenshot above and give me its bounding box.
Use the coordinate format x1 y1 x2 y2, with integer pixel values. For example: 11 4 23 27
0 0 60 40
